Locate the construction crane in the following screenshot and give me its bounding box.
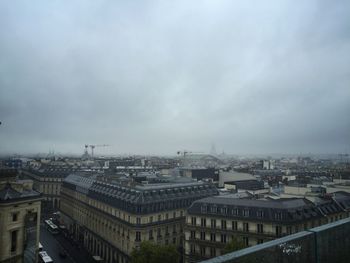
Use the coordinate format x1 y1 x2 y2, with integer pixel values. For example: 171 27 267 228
84 144 89 155
177 150 191 158
85 144 110 159
177 150 203 167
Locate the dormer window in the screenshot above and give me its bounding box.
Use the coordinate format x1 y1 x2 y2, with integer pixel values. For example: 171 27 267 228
221 207 227 214
232 208 238 216
257 210 264 218
275 212 283 220
243 209 250 217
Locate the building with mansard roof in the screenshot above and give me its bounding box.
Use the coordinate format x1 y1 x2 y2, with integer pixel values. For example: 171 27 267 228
184 192 350 262
0 168 42 263
21 168 78 213
59 174 219 263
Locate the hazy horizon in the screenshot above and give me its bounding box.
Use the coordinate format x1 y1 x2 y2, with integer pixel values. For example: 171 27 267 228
1 1 349 155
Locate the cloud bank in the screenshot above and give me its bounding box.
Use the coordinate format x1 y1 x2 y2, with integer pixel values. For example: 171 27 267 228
0 0 349 155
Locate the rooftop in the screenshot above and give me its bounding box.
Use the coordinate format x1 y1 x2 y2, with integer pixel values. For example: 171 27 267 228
187 193 350 223
0 182 41 202
63 174 219 213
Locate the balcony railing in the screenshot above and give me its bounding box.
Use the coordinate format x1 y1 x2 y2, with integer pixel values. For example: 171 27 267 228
200 217 350 263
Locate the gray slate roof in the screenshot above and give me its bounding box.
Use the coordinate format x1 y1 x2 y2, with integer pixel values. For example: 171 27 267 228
0 183 41 202
63 174 219 214
188 193 350 224
0 184 21 200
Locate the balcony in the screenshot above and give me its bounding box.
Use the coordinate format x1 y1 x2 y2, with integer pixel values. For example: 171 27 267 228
200 217 350 263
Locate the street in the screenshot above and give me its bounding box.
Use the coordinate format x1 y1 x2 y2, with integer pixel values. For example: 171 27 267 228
40 224 94 263
40 224 75 263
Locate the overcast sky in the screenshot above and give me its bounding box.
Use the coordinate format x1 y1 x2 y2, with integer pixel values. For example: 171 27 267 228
0 0 349 156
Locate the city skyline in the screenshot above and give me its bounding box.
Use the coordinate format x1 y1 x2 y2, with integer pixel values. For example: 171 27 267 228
1 1 349 155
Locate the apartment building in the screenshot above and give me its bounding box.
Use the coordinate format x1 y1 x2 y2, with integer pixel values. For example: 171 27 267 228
59 174 218 263
0 169 42 263
184 192 350 262
21 168 74 213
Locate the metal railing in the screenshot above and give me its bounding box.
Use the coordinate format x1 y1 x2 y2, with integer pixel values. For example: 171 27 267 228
200 217 350 263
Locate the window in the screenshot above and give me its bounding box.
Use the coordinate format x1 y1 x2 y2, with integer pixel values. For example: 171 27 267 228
157 228 161 237
173 212 176 218
257 224 263 233
135 231 141 241
276 226 282 237
11 230 17 253
210 247 216 257
201 205 207 213
287 226 292 235
232 208 238 216
173 224 176 233
257 210 264 218
149 230 153 240
243 209 250 217
211 206 217 213
136 217 141 224
201 218 206 227
191 217 197 226
232 221 237 231
210 233 216 242
200 246 206 256
173 237 176 244
190 231 196 239
165 226 169 235
158 214 162 221
243 236 249 246
243 222 249 232
12 213 18 222
257 239 264 244
190 244 196 253
180 211 184 217
221 220 227 230
220 234 227 243
165 213 169 220
200 231 206 240
211 219 216 228
275 212 282 220
149 216 153 223
221 207 227 214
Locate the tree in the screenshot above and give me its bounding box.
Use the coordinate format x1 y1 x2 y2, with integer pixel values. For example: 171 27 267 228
131 241 180 263
223 237 246 254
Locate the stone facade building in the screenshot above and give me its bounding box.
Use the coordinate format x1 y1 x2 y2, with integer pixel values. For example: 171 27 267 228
59 174 218 263
0 168 42 263
184 193 350 262
21 168 74 213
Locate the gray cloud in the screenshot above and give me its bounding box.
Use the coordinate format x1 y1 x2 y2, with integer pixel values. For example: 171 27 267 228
0 0 349 155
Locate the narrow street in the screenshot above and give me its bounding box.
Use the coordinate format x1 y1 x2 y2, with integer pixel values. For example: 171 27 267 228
40 224 94 263
40 224 75 263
